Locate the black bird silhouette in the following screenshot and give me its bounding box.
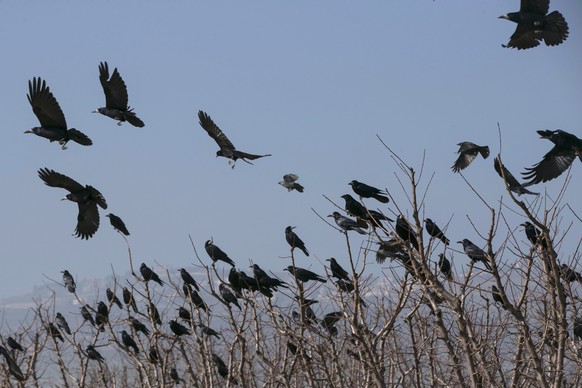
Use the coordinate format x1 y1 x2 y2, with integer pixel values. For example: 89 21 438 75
179 268 200 291
494 157 539 196
285 226 309 256
130 316 150 336
106 288 123 309
396 215 419 250
198 110 271 168
452 142 490 173
326 258 350 281
80 305 96 327
62 270 76 293
170 368 182 385
169 320 191 336
148 347 160 364
375 239 409 264
86 345 105 363
219 283 241 310
438 254 453 281
491 285 508 310
198 324 221 338
0 345 25 381
424 218 450 245
7 337 24 352
340 194 368 220
123 287 139 313
251 264 289 291
230 268 273 298
38 168 107 239
187 287 211 313
458 239 493 271
97 301 109 321
284 266 326 283
212 353 238 385
574 317 582 341
140 263 164 286
93 61 144 127
105 213 130 235
328 212 367 234
48 323 64 342
55 313 71 335
205 240 236 266
522 130 582 185
279 174 304 192
25 77 92 149
148 302 162 325
120 330 139 354
499 0 568 50
559 264 582 283
321 311 343 336
177 307 192 323
349 180 389 203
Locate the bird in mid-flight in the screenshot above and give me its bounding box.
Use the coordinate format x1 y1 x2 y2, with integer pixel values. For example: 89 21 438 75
25 77 92 150
93 61 144 127
522 130 582 186
493 157 538 196
452 142 490 173
279 174 304 192
38 168 107 239
499 0 568 50
198 110 271 168
105 213 130 235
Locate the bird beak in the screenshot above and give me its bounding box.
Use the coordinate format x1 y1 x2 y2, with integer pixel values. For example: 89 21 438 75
327 214 332 217
457 241 463 244
61 196 68 201
24 130 33 134
92 109 99 113
498 14 509 20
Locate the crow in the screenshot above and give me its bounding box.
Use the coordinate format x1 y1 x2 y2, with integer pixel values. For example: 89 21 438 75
284 266 326 283
25 77 92 149
86 345 105 363
522 130 582 185
375 239 409 264
177 307 191 323
97 301 109 321
148 302 162 325
340 194 368 219
105 213 130 235
452 142 490 173
93 61 144 127
198 110 271 168
148 347 160 364
326 258 350 281
56 313 71 335
38 168 107 239
279 174 304 192
0 346 25 381
559 264 582 283
197 324 221 338
458 239 493 270
328 212 367 234
170 368 182 385
396 215 419 250
349 180 389 203
183 285 210 313
574 317 582 341
438 254 453 281
229 268 273 298
106 288 123 309
130 316 150 336
285 226 309 256
7 337 24 352
499 0 568 50
424 218 450 245
212 354 238 385
494 157 539 196
140 263 164 286
219 283 241 310
120 330 139 354
205 240 236 267
169 320 191 336
123 287 139 313
48 323 64 342
321 311 343 336
251 264 288 291
491 285 507 310
80 305 96 327
62 270 76 293
179 268 200 291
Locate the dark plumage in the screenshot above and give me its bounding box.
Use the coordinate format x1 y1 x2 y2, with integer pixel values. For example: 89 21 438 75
285 226 309 256
179 268 200 291
494 157 539 196
321 311 343 335
341 194 368 219
396 215 419 250
7 337 24 352
491 285 507 310
438 254 453 281
326 258 350 281
328 212 366 234
198 324 221 338
140 263 164 286
198 110 271 167
522 130 582 185
251 264 288 291
48 323 64 342
284 266 326 283
212 354 238 385
81 305 96 327
86 345 104 363
148 347 160 364
62 270 76 293
130 316 150 336
375 239 409 264
574 317 582 341
499 0 568 50
0 345 25 381
105 213 130 235
177 307 191 323
148 302 162 325
279 173 304 192
169 320 191 336
219 283 241 310
205 240 236 266
458 239 493 271
229 268 273 298
170 368 182 385
106 288 123 309
559 264 582 283
120 330 139 354
123 287 139 313
38 168 107 239
424 218 450 245
452 142 490 173
55 313 71 335
96 301 109 330
25 77 92 149
349 180 389 203
93 61 144 127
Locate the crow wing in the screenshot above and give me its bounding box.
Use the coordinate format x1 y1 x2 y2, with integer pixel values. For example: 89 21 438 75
198 110 236 153
75 202 100 240
521 0 549 15
522 146 575 184
99 61 129 110
38 168 84 192
28 77 67 129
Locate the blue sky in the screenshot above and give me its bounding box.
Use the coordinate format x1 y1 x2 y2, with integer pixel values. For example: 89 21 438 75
0 1 580 298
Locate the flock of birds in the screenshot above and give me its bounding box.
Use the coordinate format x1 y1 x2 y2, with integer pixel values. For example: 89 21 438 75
1 0 578 383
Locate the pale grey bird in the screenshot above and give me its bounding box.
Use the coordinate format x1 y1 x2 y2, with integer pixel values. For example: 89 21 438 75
328 212 366 234
279 173 304 192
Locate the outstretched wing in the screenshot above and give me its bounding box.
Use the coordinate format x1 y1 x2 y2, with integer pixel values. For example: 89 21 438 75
86 185 107 209
38 168 84 192
506 25 541 50
99 61 129 110
521 0 549 15
27 77 67 129
494 157 522 188
284 174 299 183
75 202 100 240
198 110 236 153
522 146 575 185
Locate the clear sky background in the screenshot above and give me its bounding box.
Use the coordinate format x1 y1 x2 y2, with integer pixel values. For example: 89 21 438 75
0 1 580 299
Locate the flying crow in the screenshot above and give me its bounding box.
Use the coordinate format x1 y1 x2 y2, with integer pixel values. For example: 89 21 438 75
279 174 304 192
494 157 539 195
452 142 490 173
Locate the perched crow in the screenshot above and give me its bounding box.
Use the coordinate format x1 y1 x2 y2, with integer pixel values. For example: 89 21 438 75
321 311 343 336
205 240 236 266
197 324 221 338
169 320 191 336
38 168 107 239
251 264 288 291
396 215 419 250
93 61 144 127
458 239 493 271
452 142 490 173
25 77 92 149
97 301 109 321
438 254 453 280
574 317 582 341
7 337 24 352
522 130 582 185
170 368 182 385
183 285 210 313
148 302 162 325
80 305 96 327
285 226 309 256
0 345 25 381
219 283 241 310
177 307 192 323
375 239 409 264
198 110 271 167
229 268 273 298
123 287 139 313
48 323 64 342
328 212 366 234
148 347 160 364
179 268 200 291
335 279 355 293
105 213 130 235
212 353 238 385
106 288 123 309
494 157 539 196
284 266 326 283
491 285 507 310
56 313 71 335
349 180 389 203
499 0 568 49
120 330 139 354
341 194 368 220
287 341 311 360
559 264 582 283
86 345 104 363
140 263 164 286
279 174 304 192
62 270 76 293
425 218 450 245
326 258 350 281
130 316 150 336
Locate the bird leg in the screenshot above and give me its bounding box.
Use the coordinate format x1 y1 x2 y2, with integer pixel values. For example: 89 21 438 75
117 121 123 126
59 139 69 150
